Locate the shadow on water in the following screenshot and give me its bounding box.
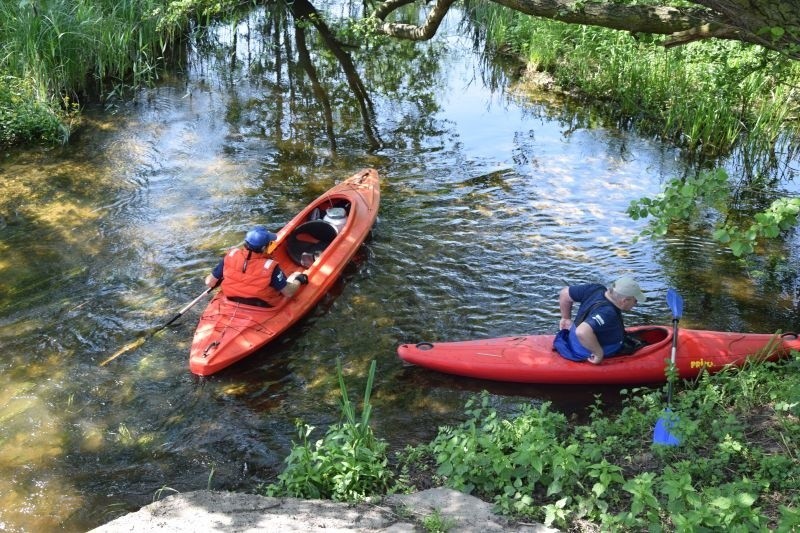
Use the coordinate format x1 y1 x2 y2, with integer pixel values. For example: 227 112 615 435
2 2 800 532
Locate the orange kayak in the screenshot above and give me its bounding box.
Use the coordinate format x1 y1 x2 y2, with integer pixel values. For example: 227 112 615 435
397 326 800 385
190 168 380 376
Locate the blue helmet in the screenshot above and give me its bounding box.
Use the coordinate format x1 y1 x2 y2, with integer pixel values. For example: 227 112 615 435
244 226 276 252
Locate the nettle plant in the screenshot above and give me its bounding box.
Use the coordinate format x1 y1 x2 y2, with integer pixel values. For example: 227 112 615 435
419 369 800 531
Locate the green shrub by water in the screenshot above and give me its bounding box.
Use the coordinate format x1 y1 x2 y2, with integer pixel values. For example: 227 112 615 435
262 360 393 501
0 0 194 147
403 352 800 530
0 0 180 101
264 352 799 529
0 0 252 147
464 2 800 161
0 73 67 145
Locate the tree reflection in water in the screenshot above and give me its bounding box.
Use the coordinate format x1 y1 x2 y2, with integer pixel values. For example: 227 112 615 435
189 0 456 154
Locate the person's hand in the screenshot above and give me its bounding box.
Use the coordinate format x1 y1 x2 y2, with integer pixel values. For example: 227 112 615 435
587 353 603 365
559 318 572 330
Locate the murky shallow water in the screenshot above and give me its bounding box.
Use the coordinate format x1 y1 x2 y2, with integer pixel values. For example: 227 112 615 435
2 7 800 531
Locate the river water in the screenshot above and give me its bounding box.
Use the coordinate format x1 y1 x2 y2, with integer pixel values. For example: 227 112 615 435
1 5 799 531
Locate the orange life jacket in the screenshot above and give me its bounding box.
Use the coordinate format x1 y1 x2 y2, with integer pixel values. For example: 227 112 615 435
221 247 284 307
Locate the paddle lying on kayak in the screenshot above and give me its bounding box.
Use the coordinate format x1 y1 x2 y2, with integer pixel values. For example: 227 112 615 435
397 322 800 386
190 168 380 376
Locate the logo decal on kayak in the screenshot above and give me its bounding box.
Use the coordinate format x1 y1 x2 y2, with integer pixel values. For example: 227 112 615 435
690 359 714 369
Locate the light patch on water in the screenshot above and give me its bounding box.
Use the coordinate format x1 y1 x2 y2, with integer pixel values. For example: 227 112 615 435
550 244 593 263
77 420 105 452
0 377 83 529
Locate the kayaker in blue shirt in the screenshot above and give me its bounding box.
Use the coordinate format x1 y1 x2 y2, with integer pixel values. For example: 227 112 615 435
554 276 646 364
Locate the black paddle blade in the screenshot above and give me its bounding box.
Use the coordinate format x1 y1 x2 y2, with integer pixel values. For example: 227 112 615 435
667 288 684 320
654 407 681 446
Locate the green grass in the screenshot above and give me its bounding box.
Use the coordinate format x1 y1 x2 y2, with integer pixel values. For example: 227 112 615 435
463 1 800 165
0 0 255 147
0 0 196 147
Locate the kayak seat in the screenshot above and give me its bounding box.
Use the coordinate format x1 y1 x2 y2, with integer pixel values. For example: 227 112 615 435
619 327 669 355
286 220 338 265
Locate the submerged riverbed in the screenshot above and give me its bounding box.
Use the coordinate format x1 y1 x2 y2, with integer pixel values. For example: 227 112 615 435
2 5 800 531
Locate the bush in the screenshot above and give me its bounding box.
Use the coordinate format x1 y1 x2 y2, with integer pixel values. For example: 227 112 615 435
405 351 800 530
262 360 392 501
0 74 67 146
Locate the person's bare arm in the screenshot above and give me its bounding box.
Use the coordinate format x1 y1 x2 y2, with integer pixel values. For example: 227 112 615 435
558 287 574 330
280 272 309 297
574 322 604 364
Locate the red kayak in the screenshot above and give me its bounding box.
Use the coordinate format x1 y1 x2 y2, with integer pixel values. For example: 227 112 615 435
397 326 800 385
190 168 380 376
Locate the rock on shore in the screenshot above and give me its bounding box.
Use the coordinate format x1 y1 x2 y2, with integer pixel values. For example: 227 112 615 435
89 487 558 532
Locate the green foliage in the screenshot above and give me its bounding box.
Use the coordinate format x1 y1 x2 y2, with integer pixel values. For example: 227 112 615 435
465 2 800 164
421 509 456 533
628 168 800 256
0 0 222 146
262 360 392 501
0 74 67 145
403 351 800 530
155 0 255 31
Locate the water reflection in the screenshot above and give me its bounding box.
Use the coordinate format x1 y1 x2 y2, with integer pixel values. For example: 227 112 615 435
1 3 800 532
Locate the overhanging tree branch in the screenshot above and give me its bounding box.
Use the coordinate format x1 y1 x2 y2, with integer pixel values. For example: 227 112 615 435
378 0 458 40
372 0 800 59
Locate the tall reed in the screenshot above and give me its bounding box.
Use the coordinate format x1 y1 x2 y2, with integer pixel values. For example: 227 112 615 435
0 0 183 100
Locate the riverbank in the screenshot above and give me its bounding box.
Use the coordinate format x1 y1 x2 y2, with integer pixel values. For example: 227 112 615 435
89 488 558 532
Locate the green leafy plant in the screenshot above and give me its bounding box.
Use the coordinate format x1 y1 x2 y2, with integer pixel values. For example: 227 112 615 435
262 359 392 501
628 168 800 256
421 508 455 533
401 350 800 530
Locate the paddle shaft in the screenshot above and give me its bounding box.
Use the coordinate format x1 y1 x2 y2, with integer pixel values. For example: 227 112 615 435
163 286 215 328
664 288 684 405
666 316 679 405
100 286 215 366
653 288 685 446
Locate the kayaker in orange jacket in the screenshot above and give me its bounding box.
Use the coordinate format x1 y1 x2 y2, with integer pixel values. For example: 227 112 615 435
204 226 308 307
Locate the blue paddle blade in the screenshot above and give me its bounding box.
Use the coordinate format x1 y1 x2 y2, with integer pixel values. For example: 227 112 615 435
666 288 684 320
653 408 681 446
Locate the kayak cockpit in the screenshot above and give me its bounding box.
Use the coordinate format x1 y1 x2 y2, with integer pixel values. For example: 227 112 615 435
617 326 671 356
285 199 352 266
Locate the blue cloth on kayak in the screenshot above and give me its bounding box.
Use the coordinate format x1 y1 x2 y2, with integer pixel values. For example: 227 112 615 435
553 328 586 361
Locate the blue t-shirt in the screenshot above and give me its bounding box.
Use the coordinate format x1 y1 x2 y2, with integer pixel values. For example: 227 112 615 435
567 283 624 357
